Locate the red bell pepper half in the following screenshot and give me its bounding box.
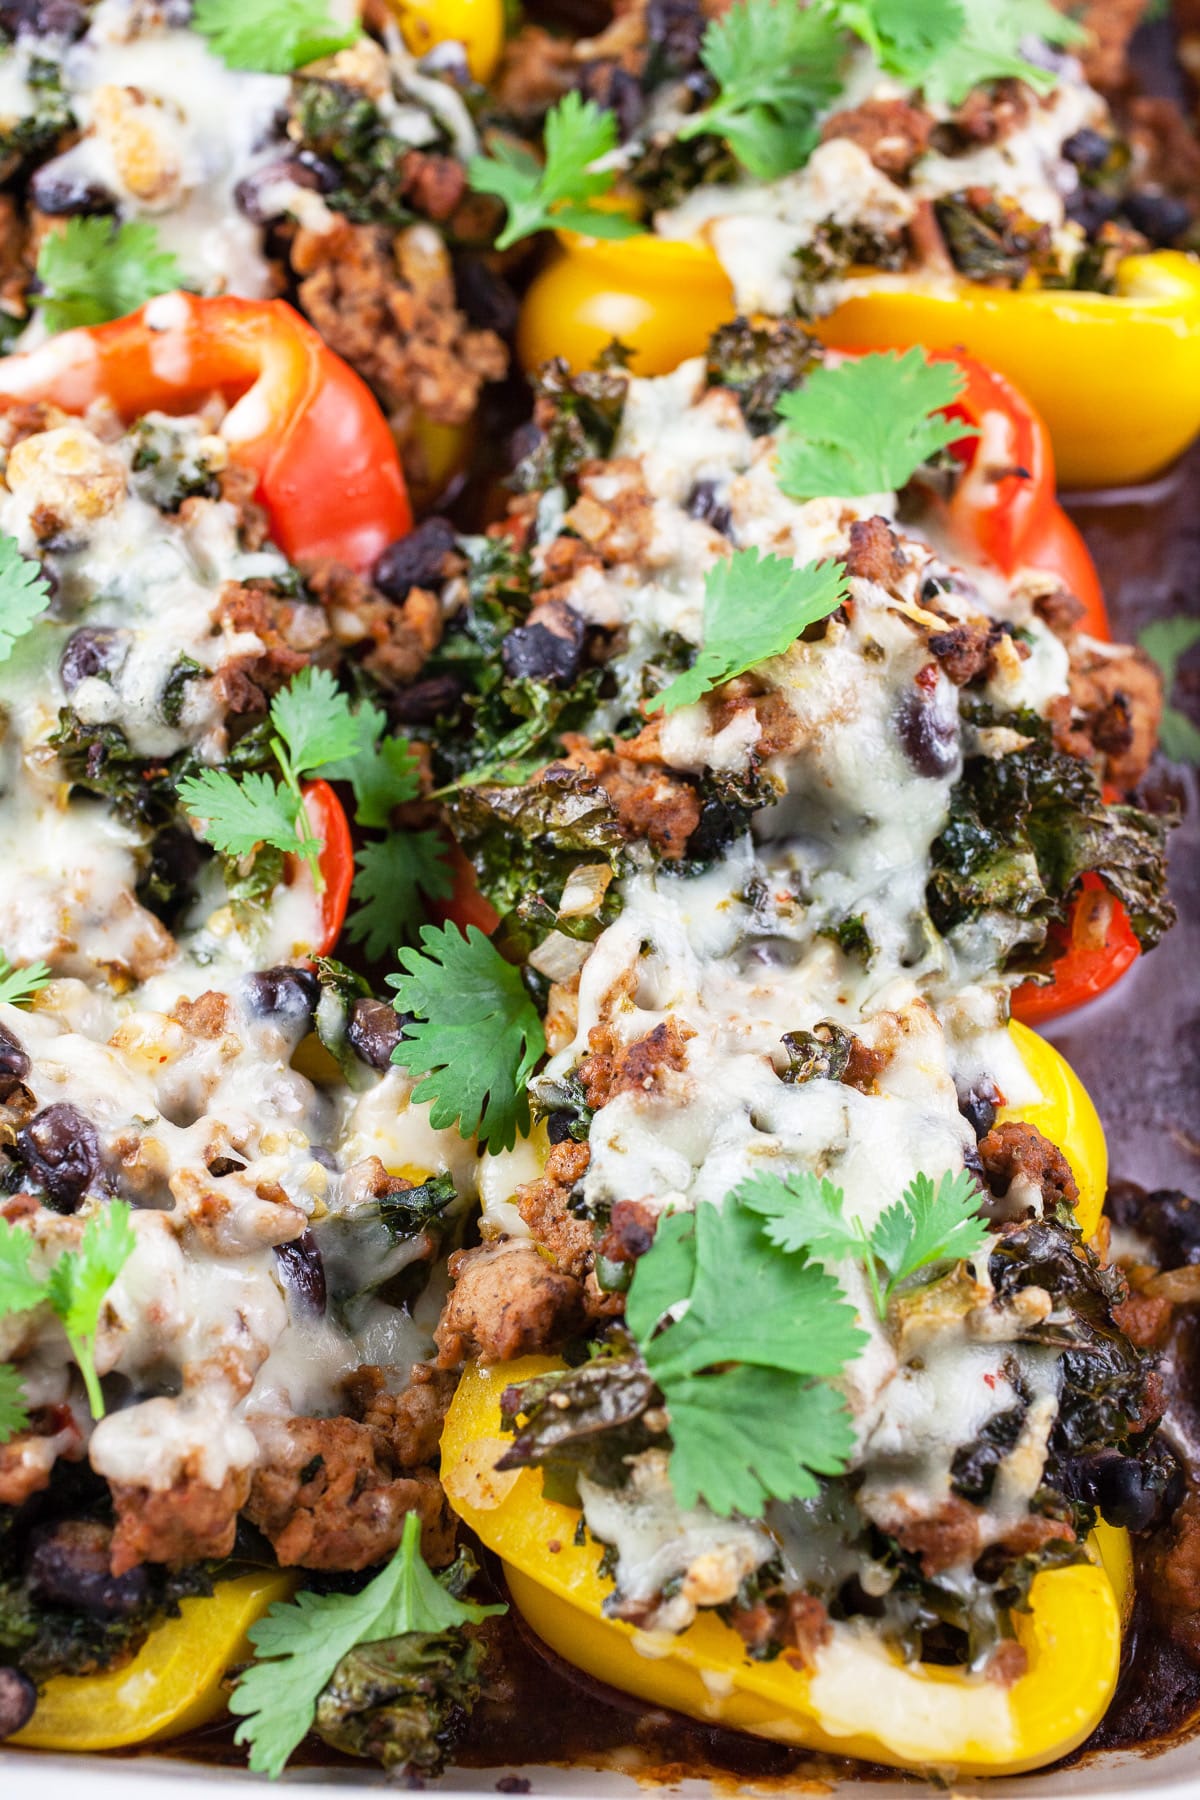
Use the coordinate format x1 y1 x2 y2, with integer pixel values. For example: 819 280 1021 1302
0 295 416 954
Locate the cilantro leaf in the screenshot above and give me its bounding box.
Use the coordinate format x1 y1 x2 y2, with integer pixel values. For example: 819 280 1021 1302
387 924 546 1152
346 832 453 960
270 666 366 782
34 218 184 334
0 1218 46 1318
0 1364 29 1445
1159 708 1200 765
193 0 359 73
870 1168 989 1301
231 1510 504 1778
1140 617 1200 766
679 0 845 180
0 952 50 1008
626 1203 865 1514
469 93 644 251
665 1364 857 1515
44 1201 136 1420
647 549 847 715
736 1169 861 1261
329 728 424 830
775 350 972 501
176 767 299 860
0 534 51 661
825 0 963 71
911 0 1087 106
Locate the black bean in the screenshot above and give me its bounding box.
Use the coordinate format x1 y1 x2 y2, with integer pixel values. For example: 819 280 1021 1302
28 1520 149 1620
896 691 959 778
577 61 644 138
30 164 118 217
1065 188 1118 236
0 1023 29 1099
957 1080 1000 1141
373 517 457 602
0 1667 36 1739
387 673 463 727
16 1104 101 1213
136 826 204 929
1108 1183 1200 1269
1061 128 1114 172
685 479 731 536
501 611 585 685
233 153 335 224
1067 1444 1184 1534
274 1229 326 1316
452 252 519 338
346 996 402 1069
645 0 706 73
310 1146 337 1171
1121 191 1192 246
59 626 123 692
0 0 86 37
241 966 321 1033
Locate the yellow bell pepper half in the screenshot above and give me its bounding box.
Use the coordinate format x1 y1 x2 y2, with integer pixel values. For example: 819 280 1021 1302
385 0 505 84
13 1570 296 1752
518 233 1200 490
440 1025 1125 1776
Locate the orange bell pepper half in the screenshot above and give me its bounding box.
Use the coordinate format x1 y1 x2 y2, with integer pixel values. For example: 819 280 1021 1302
0 294 418 953
0 293 412 571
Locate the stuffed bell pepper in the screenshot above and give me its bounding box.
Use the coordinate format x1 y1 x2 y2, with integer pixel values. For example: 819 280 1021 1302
363 325 1181 1775
0 294 510 1775
0 0 511 503
485 0 1200 486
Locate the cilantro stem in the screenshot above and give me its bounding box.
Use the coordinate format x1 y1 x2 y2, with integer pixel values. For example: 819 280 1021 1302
271 737 326 893
70 1336 106 1420
853 1219 887 1320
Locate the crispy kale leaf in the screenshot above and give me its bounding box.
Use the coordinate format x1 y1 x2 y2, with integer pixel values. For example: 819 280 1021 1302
512 355 630 494
704 318 822 435
928 710 1174 959
497 1353 660 1505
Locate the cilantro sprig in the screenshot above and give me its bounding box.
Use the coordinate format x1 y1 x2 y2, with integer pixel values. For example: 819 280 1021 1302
178 667 367 892
1140 617 1200 765
325 723 453 955
819 0 1085 107
678 0 845 180
774 350 973 501
35 218 184 334
193 0 359 73
647 548 847 715
626 1200 865 1516
0 534 51 662
0 1203 137 1429
230 1510 504 1778
469 92 643 251
740 1166 990 1318
0 952 50 1008
387 924 546 1152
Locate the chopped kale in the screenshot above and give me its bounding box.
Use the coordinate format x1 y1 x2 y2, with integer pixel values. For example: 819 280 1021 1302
512 356 630 494
950 1404 1027 1505
378 1173 457 1239
928 708 1174 961
498 1351 660 1506
290 80 417 228
447 765 624 958
790 219 907 317
819 913 874 966
678 763 784 872
0 57 73 179
129 418 222 511
987 1215 1162 1502
49 713 180 829
704 317 821 435
779 1021 853 1084
628 129 738 213
159 655 205 727
933 192 1055 288
313 1550 489 1777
